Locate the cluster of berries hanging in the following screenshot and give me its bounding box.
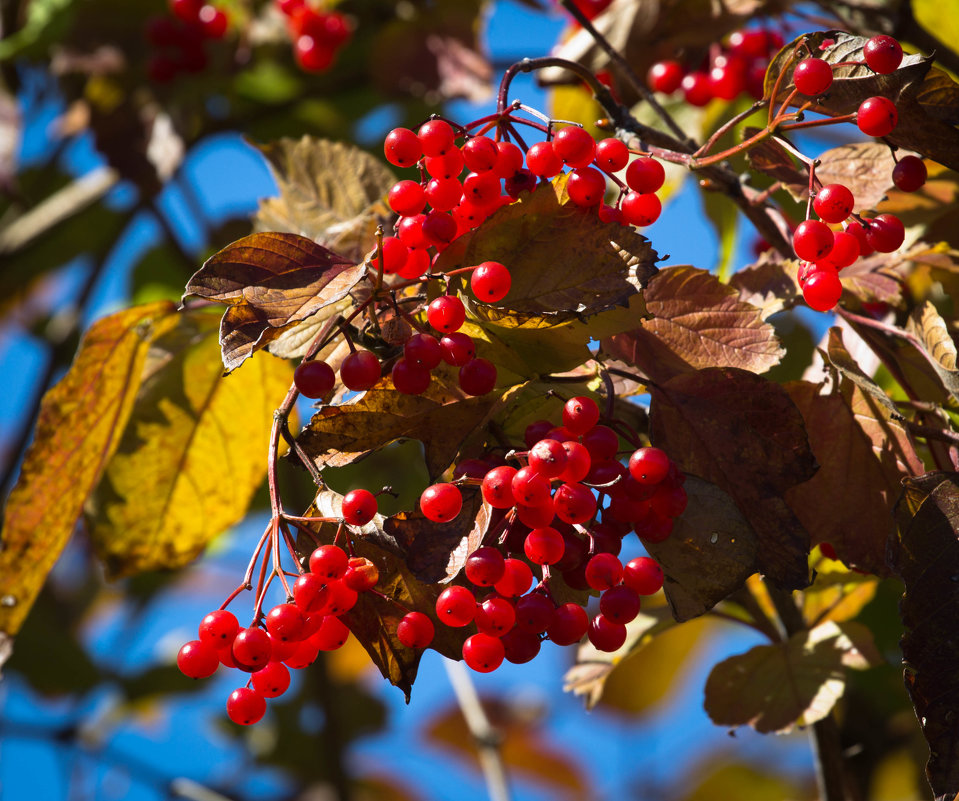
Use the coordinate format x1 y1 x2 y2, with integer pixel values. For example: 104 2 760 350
145 0 229 83
275 0 353 73
647 28 785 105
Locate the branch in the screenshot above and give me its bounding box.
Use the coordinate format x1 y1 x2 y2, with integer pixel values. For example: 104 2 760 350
444 659 512 801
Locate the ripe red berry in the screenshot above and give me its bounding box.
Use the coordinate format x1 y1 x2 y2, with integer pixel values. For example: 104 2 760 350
600 585 641 624
557 441 591 483
823 230 860 269
628 446 670 484
471 261 511 302
425 149 465 181
461 136 499 172
462 171 502 207
465 546 506 587
681 71 712 106
427 295 466 333
581 424 619 461
314 615 350 650
515 592 554 634
625 157 666 194
171 0 202 22
502 627 541 664
474 596 516 636
418 119 456 157
793 57 833 95
439 332 476 366
620 192 662 227
494 558 534 597
647 60 684 94
547 602 589 645
265 603 305 642
567 167 607 206
232 626 272 671
294 360 335 399
529 437 568 479
863 34 903 74
177 639 219 678
562 396 600 435
309 544 349 579
511 466 552 507
340 350 381 391
343 556 379 592
404 333 442 370
420 482 463 522
463 633 505 672
199 609 240 646
802 268 843 311
552 126 596 168
295 35 335 72
524 526 565 565
198 5 228 38
588 614 628 652
813 183 855 224
226 687 266 725
252 662 291 698
594 138 630 172
865 213 905 252
384 127 422 168
436 585 476 627
526 141 564 178
482 465 517 508
342 488 378 526
459 357 497 396
857 96 898 138
388 180 427 216
493 141 524 179
844 221 875 258
793 219 835 262
584 552 623 590
892 156 927 192
553 482 597 525
623 556 664 594
397 611 435 648
392 358 431 395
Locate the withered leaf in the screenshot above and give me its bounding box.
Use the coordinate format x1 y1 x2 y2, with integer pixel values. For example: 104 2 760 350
906 301 959 400
603 266 784 384
838 245 917 305
649 367 817 590
0 301 178 636
645 476 758 621
890 473 959 797
704 620 880 733
815 142 897 212
743 129 806 192
728 255 798 319
766 31 959 171
783 379 921 576
183 232 362 372
824 326 901 418
436 175 658 317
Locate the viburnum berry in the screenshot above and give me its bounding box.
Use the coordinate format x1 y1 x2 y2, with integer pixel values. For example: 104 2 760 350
524 526 565 565
371 236 408 274
552 126 596 168
199 609 240 646
865 213 905 252
553 482 597 525
232 626 272 671
397 611 435 649
793 57 833 96
588 614 628 652
392 358 431 395
557 441 592 483
625 157 665 194
342 488 377 526
623 556 664 594
594 138 630 172
647 60 684 94
529 437 568 479
515 592 554 634
474 596 516 637
567 167 607 206
482 465 517 508
493 141 525 179
892 155 927 192
171 0 202 22
419 482 463 522
436 585 476 627
813 184 855 224
404 333 442 370
515 501 555 529
462 171 502 207
802 268 843 311
620 192 661 227
265 603 305 642
581 424 619 461
526 141 564 178
343 556 379 592
461 136 499 172
471 261 511 303
459 357 497 396
425 149 465 181
252 662 291 698
823 229 860 269
502 627 541 664
845 221 875 258
505 169 537 198
314 615 350 650
463 633 505 672
340 350 381 391
198 4 228 38
309 544 349 579
439 332 476 366
424 177 463 212
584 552 623 591
863 34 903 74
628 446 670 484
681 71 712 106
600 584 641 624
494 558 534 598
418 119 456 158
427 295 466 333
227 687 266 726
708 53 747 101
465 546 506 587
547 602 589 646
857 96 898 138
511 466 552 507
384 127 422 168
598 204 623 224
793 219 835 262
177 639 219 679
562 396 600 435
294 359 335 399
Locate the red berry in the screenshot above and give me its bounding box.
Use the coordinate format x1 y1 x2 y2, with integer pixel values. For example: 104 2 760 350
857 96 898 138
177 639 219 678
404 333 442 370
397 611 434 648
813 183 854 224
294 360 335 399
552 127 596 168
681 71 713 106
226 687 266 725
865 213 905 252
265 603 305 642
600 584 641 624
793 219 835 262
526 141 564 178
343 556 379 592
436 585 476 627
620 192 662 227
594 138 630 172
474 596 516 636
392 358 431 394
515 592 554 634
425 149 465 180
252 662 291 698
628 446 670 484
418 119 456 157
340 350 381 391
459 357 497 396
462 136 499 172
309 544 349 579
371 236 408 274
314 615 350 650
625 157 665 194
232 626 272 671
199 609 240 646
421 210 458 248
439 332 476 366
528 437 568 479
793 57 833 95
427 295 466 333
557 441 592 483
547 602 589 645
511 465 552 507
728 29 781 58
581 424 619 461
863 34 903 74
502 627 541 664
493 141 525 179
494 558 533 597
584 552 623 590
198 5 228 38
588 614 627 652
384 127 422 168
567 167 607 206
471 261 511 302
553 482 597 525
424 177 463 212
823 230 860 269
844 221 875 258
524 526 565 565
802 268 843 311
420 482 463 522
482 465 517 508
462 171 502 207
171 0 202 22
295 35 335 72
463 633 505 672
505 169 536 198
647 60 684 94
342 488 377 526
892 156 927 192
465 546 506 587
623 556 664 594
708 54 747 100
389 180 427 216
562 396 600 435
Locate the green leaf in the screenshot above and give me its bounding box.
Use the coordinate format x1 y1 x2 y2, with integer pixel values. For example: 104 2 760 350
183 232 362 372
704 620 881 733
0 301 178 636
87 309 294 577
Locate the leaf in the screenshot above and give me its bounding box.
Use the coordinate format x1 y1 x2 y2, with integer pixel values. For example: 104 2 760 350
649 367 818 590
436 175 658 317
802 566 878 626
603 266 784 384
765 31 959 171
183 232 362 372
783 379 922 576
906 301 959 398
703 620 881 733
86 310 294 577
645 477 758 621
890 473 959 797
815 142 897 212
743 129 806 191
837 244 920 305
253 136 396 263
728 255 799 319
823 326 900 417
295 380 506 482
0 301 177 636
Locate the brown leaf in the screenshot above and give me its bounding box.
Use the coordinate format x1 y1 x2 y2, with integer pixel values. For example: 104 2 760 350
783 379 921 576
704 620 880 733
0 301 178 636
649 367 817 589
890 473 959 798
183 232 362 372
823 326 900 417
603 266 784 384
815 142 897 212
645 477 758 621
728 255 799 319
743 129 806 192
906 301 959 398
253 137 395 263
437 175 658 317
838 245 918 305
766 31 959 171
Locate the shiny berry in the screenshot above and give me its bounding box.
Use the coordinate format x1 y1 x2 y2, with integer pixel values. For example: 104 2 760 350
436 585 476 627
793 57 833 95
552 127 596 168
226 687 266 725
294 360 335 398
625 157 665 194
419 482 463 522
340 350 381 391
863 34 903 74
459 357 497 396
802 268 843 311
857 96 898 138
463 633 505 672
813 183 854 224
793 219 835 261
623 556 664 594
427 295 466 333
342 488 377 526
397 611 434 648
177 639 219 678
384 127 421 168
647 60 684 94
471 261 511 302
892 156 927 192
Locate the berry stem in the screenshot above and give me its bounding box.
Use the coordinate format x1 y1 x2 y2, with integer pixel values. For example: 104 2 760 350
693 98 766 160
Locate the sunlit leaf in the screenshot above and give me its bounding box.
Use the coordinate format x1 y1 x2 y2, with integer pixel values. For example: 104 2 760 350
728 254 798 319
906 301 959 399
183 231 362 372
650 367 817 589
87 310 294 577
0 301 177 636
802 565 878 626
815 142 897 212
704 620 881 733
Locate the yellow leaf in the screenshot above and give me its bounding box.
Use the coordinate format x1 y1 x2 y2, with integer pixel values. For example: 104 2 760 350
0 301 178 635
87 309 294 577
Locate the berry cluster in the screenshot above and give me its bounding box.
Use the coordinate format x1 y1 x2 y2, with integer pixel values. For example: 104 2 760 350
145 0 228 83
393 395 685 672
647 28 785 106
275 0 352 73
